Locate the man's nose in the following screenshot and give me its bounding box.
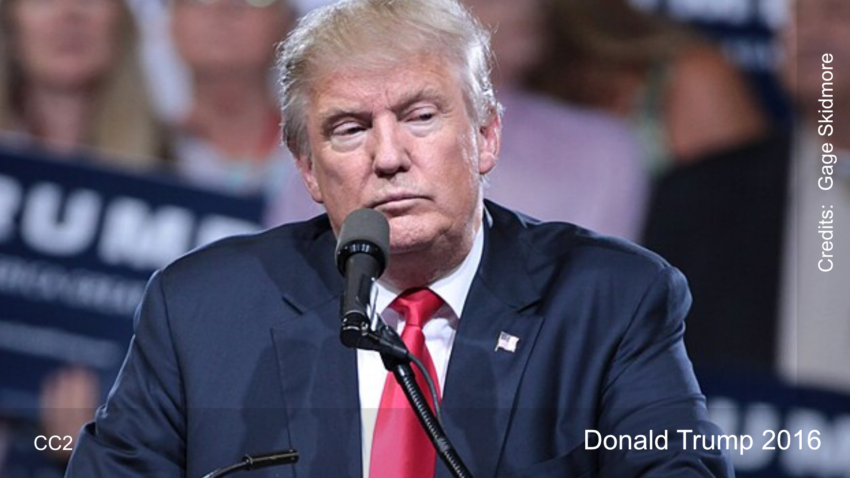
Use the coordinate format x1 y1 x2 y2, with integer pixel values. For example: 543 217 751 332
370 117 411 177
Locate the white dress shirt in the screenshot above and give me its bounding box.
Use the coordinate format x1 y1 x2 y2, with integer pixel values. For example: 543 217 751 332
357 226 484 477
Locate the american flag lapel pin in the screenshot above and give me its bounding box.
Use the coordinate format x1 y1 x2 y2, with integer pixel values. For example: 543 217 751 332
495 331 520 353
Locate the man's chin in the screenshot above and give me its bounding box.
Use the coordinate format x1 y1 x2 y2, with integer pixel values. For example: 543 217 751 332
387 220 434 257
388 236 430 256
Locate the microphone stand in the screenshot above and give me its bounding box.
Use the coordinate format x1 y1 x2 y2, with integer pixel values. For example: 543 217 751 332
345 322 474 478
336 210 471 476
199 450 299 478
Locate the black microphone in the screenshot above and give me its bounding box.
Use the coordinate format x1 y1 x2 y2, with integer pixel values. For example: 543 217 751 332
336 208 390 348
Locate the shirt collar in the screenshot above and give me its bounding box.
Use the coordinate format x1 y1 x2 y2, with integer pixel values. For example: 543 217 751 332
374 223 484 319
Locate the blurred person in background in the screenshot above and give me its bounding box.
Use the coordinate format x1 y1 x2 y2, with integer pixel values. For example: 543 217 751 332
0 0 169 169
168 0 322 224
462 0 647 239
643 0 850 394
0 0 167 475
530 0 769 176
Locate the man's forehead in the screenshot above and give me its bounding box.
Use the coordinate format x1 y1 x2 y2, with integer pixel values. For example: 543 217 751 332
309 56 461 113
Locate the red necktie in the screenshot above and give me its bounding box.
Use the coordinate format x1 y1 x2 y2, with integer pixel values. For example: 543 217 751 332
369 288 444 478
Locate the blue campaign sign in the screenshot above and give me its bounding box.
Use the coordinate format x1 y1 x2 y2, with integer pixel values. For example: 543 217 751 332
0 146 265 419
699 367 850 478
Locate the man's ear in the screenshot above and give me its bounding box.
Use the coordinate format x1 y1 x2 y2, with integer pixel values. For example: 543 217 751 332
477 111 501 175
295 150 325 204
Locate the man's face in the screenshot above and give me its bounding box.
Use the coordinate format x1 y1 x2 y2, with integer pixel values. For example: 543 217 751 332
297 55 500 256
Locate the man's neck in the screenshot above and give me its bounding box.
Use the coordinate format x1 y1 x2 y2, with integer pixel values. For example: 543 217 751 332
375 223 484 318
382 210 483 290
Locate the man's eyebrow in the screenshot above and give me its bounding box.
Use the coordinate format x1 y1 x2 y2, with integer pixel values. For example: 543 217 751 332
317 103 378 137
317 87 450 132
391 87 449 115
318 108 370 132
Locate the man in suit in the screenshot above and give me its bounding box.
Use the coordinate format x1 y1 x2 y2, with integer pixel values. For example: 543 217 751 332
65 0 733 476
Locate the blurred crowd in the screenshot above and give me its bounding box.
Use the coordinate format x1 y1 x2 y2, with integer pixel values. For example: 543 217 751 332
1 0 847 476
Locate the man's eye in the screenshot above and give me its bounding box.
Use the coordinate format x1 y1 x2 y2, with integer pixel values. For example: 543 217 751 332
412 112 435 122
405 107 438 124
332 124 365 137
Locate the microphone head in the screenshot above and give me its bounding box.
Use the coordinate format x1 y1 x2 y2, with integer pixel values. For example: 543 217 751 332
335 208 390 276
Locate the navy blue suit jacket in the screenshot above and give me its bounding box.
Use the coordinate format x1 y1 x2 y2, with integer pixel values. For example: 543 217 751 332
66 201 733 478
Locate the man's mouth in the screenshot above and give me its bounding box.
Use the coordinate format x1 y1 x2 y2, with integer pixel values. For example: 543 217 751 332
369 193 424 208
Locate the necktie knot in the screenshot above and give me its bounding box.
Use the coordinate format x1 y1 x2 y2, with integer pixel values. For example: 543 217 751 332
389 288 443 329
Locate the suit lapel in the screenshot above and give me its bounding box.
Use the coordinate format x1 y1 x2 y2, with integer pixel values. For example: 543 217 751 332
439 204 544 478
268 223 363 478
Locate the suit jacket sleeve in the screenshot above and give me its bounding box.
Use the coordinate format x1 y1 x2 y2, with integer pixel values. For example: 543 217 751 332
65 270 187 477
597 265 733 477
